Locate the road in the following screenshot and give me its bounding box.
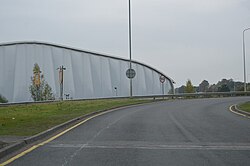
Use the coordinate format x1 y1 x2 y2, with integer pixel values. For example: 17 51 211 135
6 97 250 166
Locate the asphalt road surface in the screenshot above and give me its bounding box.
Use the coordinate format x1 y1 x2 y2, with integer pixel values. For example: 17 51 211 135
6 97 250 166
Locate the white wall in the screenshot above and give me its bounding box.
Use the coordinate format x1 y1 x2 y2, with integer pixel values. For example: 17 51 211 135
0 42 173 102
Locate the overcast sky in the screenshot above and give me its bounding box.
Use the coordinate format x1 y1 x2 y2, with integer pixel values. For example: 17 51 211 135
1 0 250 87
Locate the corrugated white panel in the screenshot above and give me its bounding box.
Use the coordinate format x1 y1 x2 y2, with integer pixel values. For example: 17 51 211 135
134 64 146 96
2 46 17 101
13 45 27 102
119 61 130 96
0 43 174 102
82 53 94 98
89 54 102 98
0 47 4 97
61 49 75 99
42 45 57 98
109 59 121 96
101 57 112 97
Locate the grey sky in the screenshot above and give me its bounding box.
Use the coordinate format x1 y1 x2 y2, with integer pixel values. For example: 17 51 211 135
0 0 250 87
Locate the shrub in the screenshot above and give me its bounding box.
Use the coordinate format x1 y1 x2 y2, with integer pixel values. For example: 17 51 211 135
0 94 8 103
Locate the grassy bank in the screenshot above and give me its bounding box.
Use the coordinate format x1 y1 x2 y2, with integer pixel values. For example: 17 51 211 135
0 99 152 136
238 101 250 113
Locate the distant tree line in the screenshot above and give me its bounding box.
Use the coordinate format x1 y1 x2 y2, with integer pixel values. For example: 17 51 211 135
176 79 247 93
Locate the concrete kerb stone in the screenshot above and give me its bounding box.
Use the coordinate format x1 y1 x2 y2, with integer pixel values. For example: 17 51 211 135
23 117 81 145
0 109 109 160
0 100 157 160
230 105 250 118
234 105 250 117
23 108 110 145
0 141 26 159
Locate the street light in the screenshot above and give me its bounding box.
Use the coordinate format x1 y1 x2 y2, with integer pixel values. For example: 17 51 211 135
128 0 133 97
243 28 250 92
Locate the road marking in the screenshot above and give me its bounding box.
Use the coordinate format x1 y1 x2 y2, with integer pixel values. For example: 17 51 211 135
82 144 250 150
0 109 115 166
2 103 248 165
229 105 250 119
47 142 250 151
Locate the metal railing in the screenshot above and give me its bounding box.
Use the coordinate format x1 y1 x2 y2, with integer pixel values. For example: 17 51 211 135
1 91 250 106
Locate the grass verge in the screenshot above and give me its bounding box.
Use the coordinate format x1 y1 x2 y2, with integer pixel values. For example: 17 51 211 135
238 101 250 113
0 99 152 136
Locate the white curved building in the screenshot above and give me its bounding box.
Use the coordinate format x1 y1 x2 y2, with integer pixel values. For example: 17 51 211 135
0 41 174 102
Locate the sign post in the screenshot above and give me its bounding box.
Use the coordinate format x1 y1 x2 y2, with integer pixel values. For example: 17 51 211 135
159 75 166 98
126 68 136 79
57 65 66 100
128 0 133 97
126 68 136 97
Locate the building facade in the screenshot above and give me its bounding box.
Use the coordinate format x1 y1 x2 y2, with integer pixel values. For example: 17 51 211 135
0 41 174 102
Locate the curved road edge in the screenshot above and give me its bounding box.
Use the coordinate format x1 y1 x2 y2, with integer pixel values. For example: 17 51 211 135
229 105 250 119
0 101 158 165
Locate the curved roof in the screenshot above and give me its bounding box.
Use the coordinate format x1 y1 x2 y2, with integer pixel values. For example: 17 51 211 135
0 41 175 84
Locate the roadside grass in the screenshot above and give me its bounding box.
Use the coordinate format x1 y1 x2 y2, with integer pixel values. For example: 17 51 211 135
0 99 152 136
238 101 250 113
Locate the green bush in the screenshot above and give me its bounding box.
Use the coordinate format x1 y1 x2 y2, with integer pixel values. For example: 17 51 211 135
0 94 8 103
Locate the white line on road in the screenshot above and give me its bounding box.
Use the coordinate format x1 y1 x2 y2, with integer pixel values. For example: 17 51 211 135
48 143 250 151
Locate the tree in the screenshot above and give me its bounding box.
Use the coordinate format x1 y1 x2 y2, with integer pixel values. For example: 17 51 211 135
207 84 217 92
199 80 209 92
185 79 195 93
218 84 230 92
29 63 54 101
0 94 8 103
175 85 186 93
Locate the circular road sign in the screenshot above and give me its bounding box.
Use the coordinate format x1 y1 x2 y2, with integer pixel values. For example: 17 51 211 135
126 69 136 79
159 75 166 83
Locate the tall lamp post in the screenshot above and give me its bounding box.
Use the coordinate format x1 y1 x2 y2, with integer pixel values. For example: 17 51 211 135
243 28 250 92
126 0 136 97
128 0 133 97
